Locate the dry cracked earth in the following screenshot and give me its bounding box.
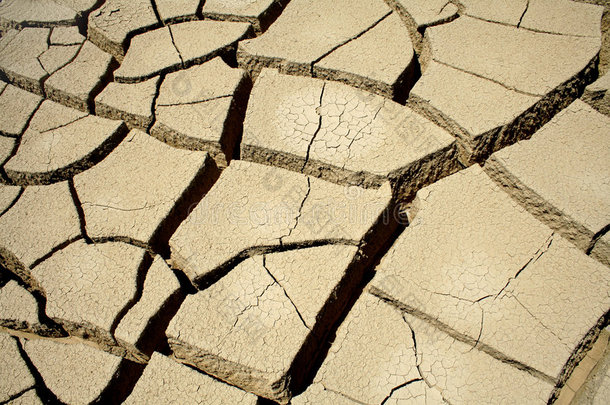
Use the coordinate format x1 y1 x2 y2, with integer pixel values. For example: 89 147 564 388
0 0 609 404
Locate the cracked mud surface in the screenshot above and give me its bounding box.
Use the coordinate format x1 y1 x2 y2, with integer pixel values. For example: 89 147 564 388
0 0 609 404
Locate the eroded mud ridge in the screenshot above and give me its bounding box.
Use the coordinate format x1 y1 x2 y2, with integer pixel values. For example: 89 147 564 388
0 0 609 404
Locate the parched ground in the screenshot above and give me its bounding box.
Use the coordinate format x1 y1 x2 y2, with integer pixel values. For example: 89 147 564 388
0 0 609 404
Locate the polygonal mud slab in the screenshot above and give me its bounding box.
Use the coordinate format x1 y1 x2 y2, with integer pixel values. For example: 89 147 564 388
167 245 361 403
4 100 127 185
169 159 391 288
0 182 80 289
237 0 390 74
151 58 250 165
155 0 199 23
23 339 130 404
408 60 541 163
386 0 458 30
485 100 610 257
114 20 251 83
237 0 418 99
0 280 64 337
312 13 416 99
0 27 84 95
0 334 36 402
370 165 610 389
87 0 159 59
292 293 553 404
425 16 600 96
49 26 85 45
125 352 258 404
201 0 286 34
94 76 160 130
241 69 456 197
0 0 78 30
460 0 603 37
32 240 180 362
74 129 213 248
0 84 42 137
44 41 115 112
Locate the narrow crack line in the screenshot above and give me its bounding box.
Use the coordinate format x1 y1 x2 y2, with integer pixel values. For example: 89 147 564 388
0 187 23 217
40 114 88 134
80 200 168 212
342 100 385 170
587 223 610 255
469 309 484 351
0 387 36 405
401 315 454 405
30 236 83 269
193 238 360 289
494 232 554 300
39 40 86 93
68 179 92 243
109 253 154 337
279 177 311 246
372 287 558 385
511 294 572 350
517 0 530 28
319 385 369 405
167 25 185 67
147 73 165 133
157 94 232 107
262 254 311 331
310 10 392 74
379 378 424 405
231 280 274 331
432 59 542 97
301 82 326 173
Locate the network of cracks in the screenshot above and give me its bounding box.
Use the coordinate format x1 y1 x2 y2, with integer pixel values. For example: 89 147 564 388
0 0 609 404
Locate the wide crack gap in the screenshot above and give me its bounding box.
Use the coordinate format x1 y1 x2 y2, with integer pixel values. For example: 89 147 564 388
587 223 610 255
0 99 43 184
13 337 65 405
262 254 311 331
290 201 405 397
